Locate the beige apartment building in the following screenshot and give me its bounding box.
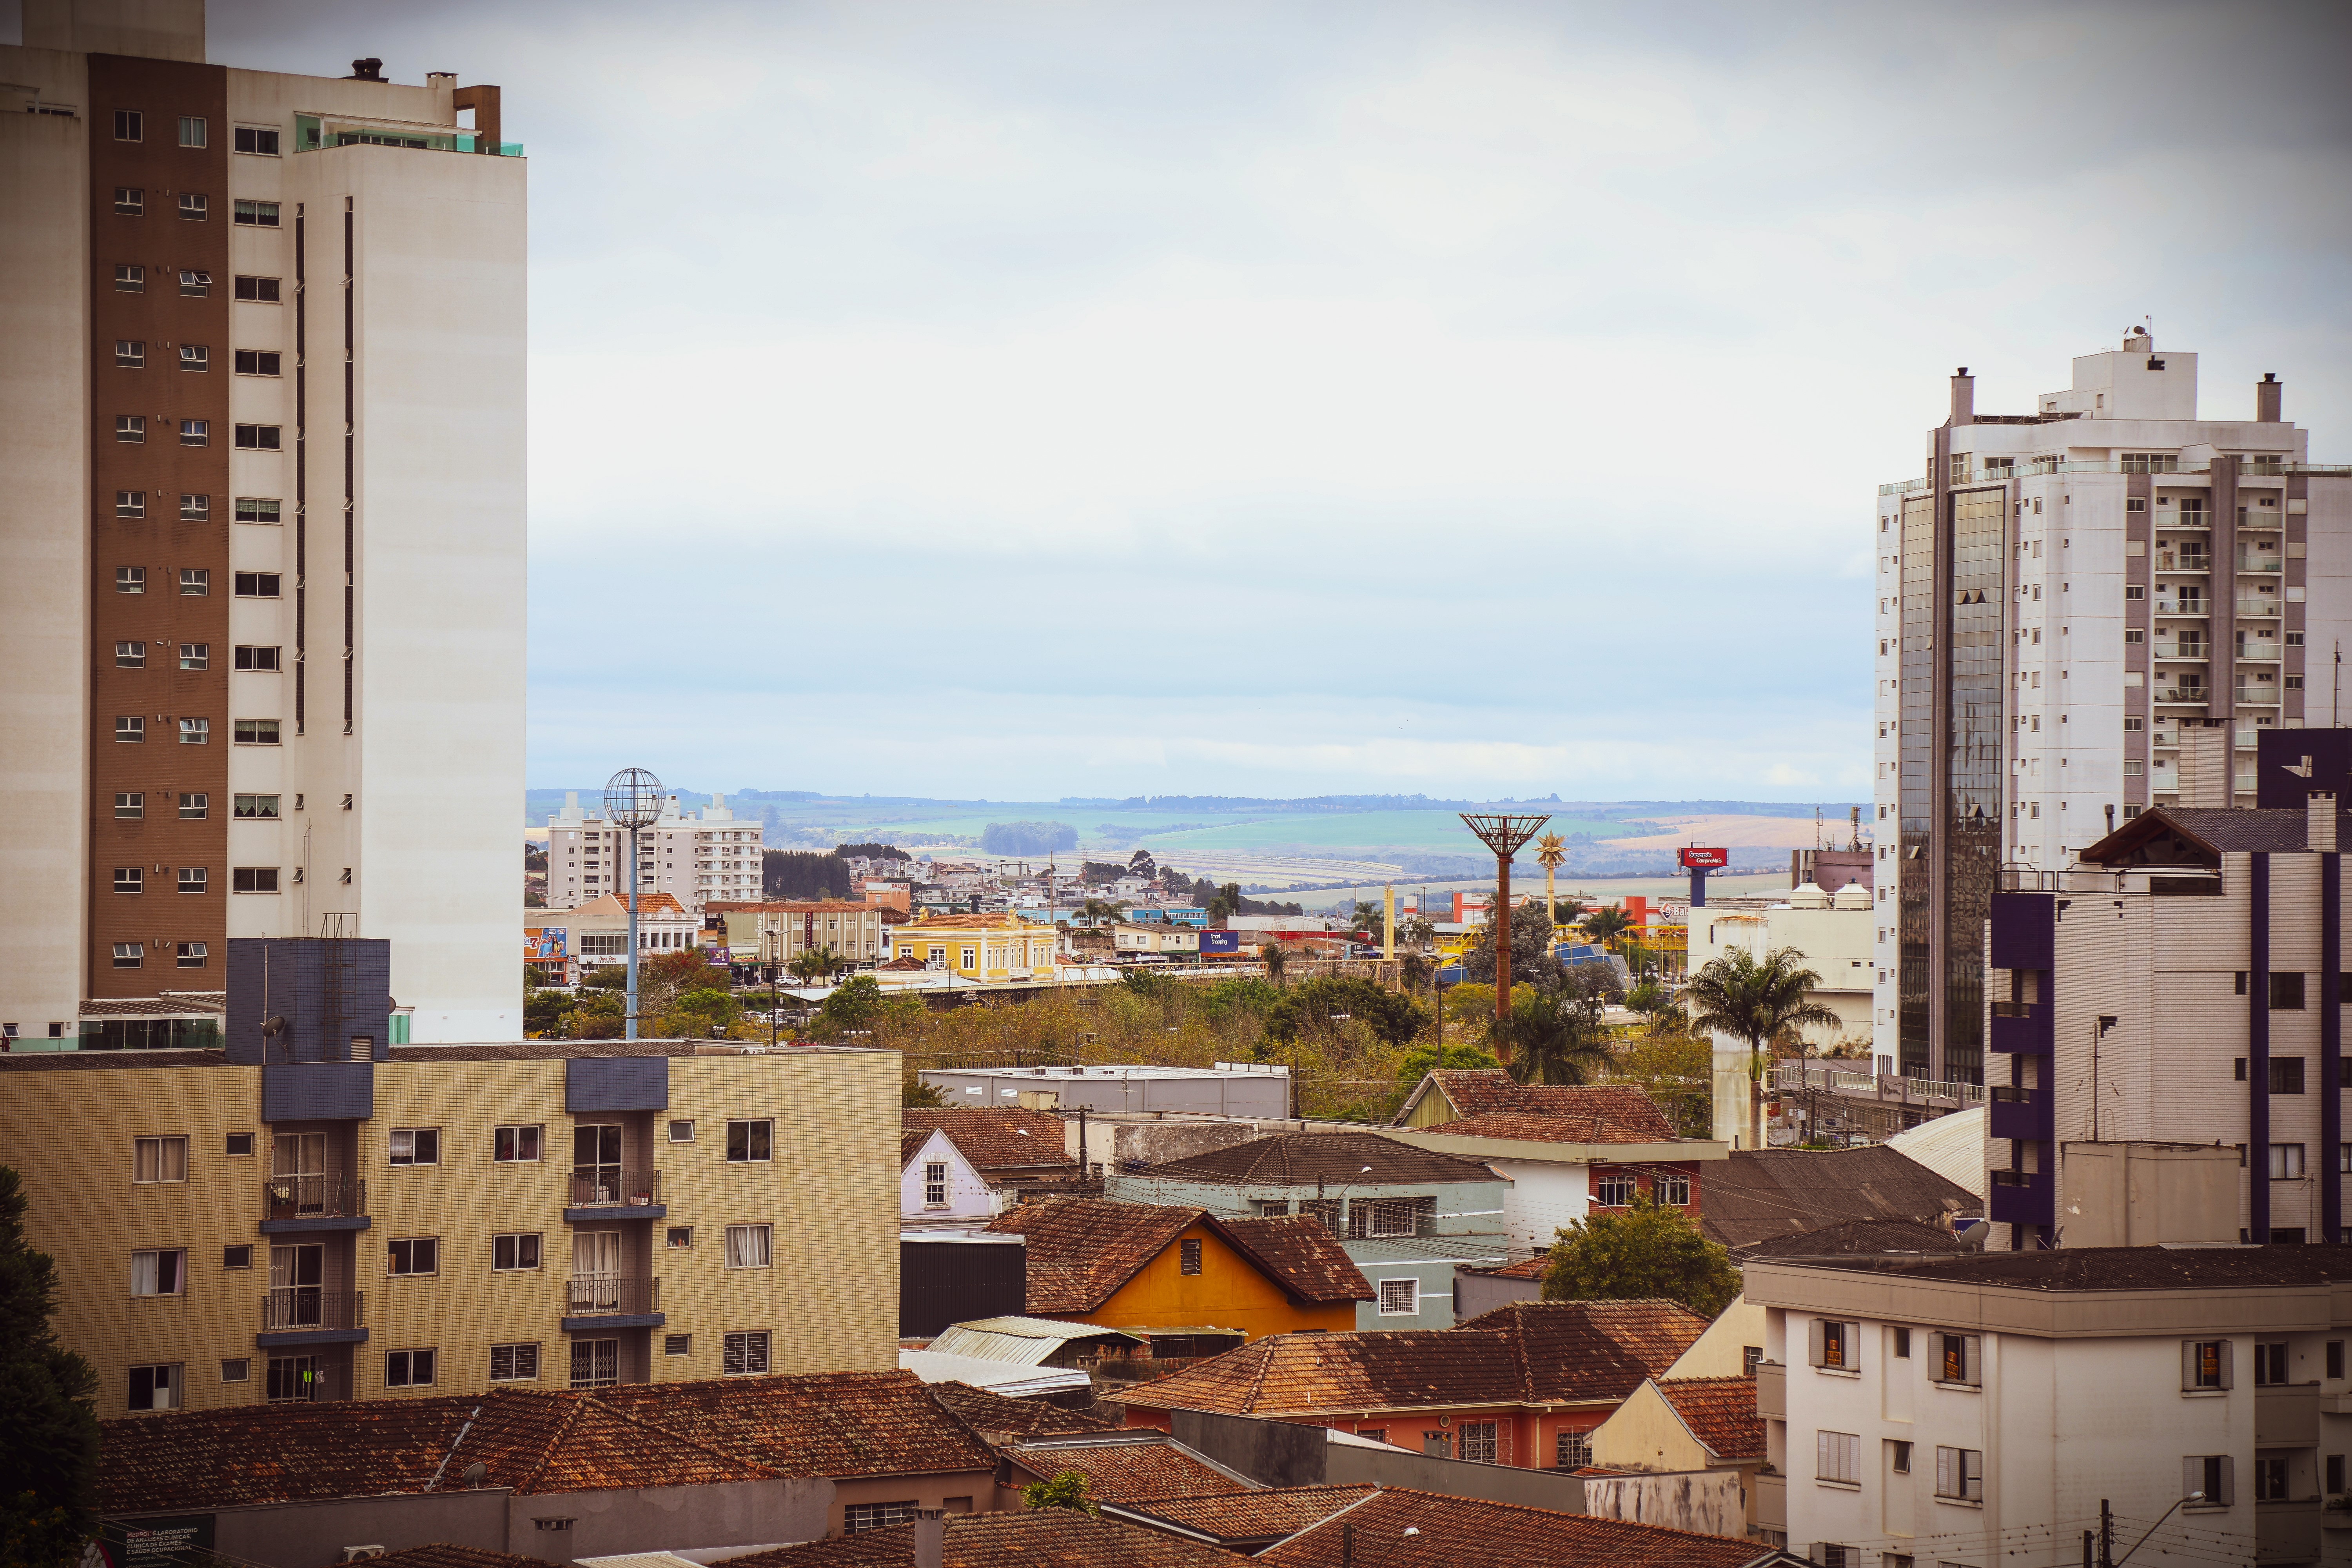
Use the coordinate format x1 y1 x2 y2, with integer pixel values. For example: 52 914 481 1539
0 0 528 1047
0 1033 900 1418
718 901 890 966
546 791 766 915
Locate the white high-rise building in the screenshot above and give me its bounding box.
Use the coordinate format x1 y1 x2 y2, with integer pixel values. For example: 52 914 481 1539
1868 335 2352 1085
0 0 526 1045
545 792 766 915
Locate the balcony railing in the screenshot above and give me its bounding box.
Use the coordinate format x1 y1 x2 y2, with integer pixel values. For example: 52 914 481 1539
263 1288 363 1332
2238 599 2284 617
2156 687 2209 702
566 1274 660 1315
569 1168 662 1208
265 1175 365 1220
2236 556 2285 573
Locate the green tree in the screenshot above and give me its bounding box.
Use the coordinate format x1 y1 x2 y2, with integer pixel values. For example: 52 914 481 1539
1021 1470 1095 1514
904 1077 949 1108
1490 978 1613 1086
1578 906 1635 948
1259 943 1290 985
1682 946 1838 1147
1267 977 1428 1052
1542 1189 1741 1317
811 975 921 1038
1459 906 1563 989
581 965 628 990
785 947 837 988
0 1167 100 1563
523 989 569 1037
660 987 744 1038
1395 1040 1501 1087
1608 1029 1715 1136
1349 899 1385 946
1440 982 1495 1039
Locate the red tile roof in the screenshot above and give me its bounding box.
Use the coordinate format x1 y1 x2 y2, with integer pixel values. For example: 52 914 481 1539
1251 1486 1777 1568
927 1383 1115 1443
1656 1376 1766 1461
1105 1485 1376 1548
904 1109 1075 1172
1402 1073 1678 1139
999 1437 1249 1503
902 1127 935 1165
1115 1300 1706 1417
589 1372 997 1480
985 1199 1370 1312
897 913 1049 931
715 1510 1243 1567
1490 1252 1552 1280
1432 1110 1681 1146
357 1550 568 1568
1213 1216 1372 1304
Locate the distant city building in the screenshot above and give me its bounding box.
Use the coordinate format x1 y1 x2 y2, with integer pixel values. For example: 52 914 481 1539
546 791 763 914
527 891 702 984
1111 923 1200 959
716 900 888 967
890 912 1057 980
1122 905 1208 926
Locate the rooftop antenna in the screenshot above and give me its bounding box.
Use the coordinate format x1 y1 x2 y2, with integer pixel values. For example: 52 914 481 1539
603 768 664 1040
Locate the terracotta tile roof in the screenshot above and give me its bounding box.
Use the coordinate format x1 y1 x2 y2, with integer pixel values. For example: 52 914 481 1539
927 1383 1115 1442
1655 1376 1765 1461
1489 1252 1552 1280
1432 1110 1681 1146
904 1109 1075 1171
731 900 878 914
984 1199 1202 1312
999 1436 1249 1503
1251 1486 1777 1568
100 1394 479 1510
1733 1217 1969 1260
1216 1216 1373 1303
902 1127 935 1165
897 913 1048 931
1107 1485 1376 1547
714 1510 1243 1567
878 955 928 971
589 1372 996 1479
1138 1130 1497 1186
358 1549 568 1568
1700 1146 1978 1250
1402 1073 1678 1139
1116 1300 1705 1417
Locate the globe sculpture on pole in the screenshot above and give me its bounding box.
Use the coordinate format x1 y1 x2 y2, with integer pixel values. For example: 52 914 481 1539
603 768 666 1041
1458 811 1552 1036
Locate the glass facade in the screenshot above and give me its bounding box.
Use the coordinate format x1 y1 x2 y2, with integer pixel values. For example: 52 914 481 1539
1897 493 1935 1076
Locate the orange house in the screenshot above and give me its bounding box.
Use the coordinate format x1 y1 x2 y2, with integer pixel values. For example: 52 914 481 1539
984 1198 1368 1341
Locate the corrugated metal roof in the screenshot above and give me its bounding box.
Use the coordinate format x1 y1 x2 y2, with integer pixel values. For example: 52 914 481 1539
930 1318 1140 1363
895 1350 1093 1397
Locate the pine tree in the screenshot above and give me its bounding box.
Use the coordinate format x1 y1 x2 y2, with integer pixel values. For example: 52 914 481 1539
0 1165 101 1568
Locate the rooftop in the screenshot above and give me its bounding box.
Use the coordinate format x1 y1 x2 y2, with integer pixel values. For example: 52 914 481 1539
929 1063 1290 1082
354 1550 566 1568
1251 1485 1790 1568
903 1109 1076 1171
1103 1485 1377 1549
985 1199 1370 1312
1655 1376 1766 1461
997 1433 1252 1503
1428 1110 1690 1147
713 1510 1242 1568
1733 1218 1970 1261
1767 1242 2352 1292
1135 1130 1500 1187
2080 804 2336 864
1397 1073 1679 1139
1699 1145 1978 1251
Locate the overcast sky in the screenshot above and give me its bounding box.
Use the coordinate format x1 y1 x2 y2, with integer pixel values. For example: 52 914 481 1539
64 0 2352 799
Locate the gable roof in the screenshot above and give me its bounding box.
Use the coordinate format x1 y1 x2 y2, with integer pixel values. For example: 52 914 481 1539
1699 1145 1978 1250
985 1199 1370 1312
997 1434 1252 1503
713 1510 1243 1568
1252 1486 1787 1568
1655 1376 1766 1461
903 1109 1075 1171
1115 1299 1705 1416
1733 1217 1969 1260
1105 1485 1377 1549
902 1127 939 1165
1430 1110 1681 1146
588 1372 996 1479
2080 804 2330 865
1397 1073 1678 1139
1138 1130 1498 1186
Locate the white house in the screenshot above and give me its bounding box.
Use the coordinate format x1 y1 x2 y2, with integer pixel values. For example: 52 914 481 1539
1747 1246 2340 1566
898 1126 1001 1227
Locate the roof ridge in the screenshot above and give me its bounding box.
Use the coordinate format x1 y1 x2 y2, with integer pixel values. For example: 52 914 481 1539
507 1393 588 1494
583 1394 784 1479
1239 1335 1278 1415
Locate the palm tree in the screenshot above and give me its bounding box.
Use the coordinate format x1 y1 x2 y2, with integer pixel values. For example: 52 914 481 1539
1682 946 1838 1149
785 946 835 988
1578 906 1634 949
1490 984 1613 1086
1260 943 1289 987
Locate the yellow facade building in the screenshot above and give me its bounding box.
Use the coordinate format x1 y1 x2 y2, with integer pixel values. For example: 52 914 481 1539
889 913 1057 980
0 1038 900 1419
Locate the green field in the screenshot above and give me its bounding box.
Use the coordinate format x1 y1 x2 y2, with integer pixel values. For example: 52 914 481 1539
1134 810 1645 856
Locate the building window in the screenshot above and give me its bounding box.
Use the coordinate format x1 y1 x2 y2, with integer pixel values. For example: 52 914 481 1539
388 1129 439 1166
179 568 209 596
178 717 209 745
114 109 142 140
923 1161 948 1207
2330 1341 2345 1382
221 1244 253 1270
116 641 146 669
2270 1145 2308 1180
116 414 147 445
234 126 280 156
113 867 143 893
112 941 145 968
2187 1455 2234 1507
234 496 281 521
127 1365 181 1412
570 1339 618 1390
1595 1174 1635 1207
667 1227 693 1249
233 794 280 820
1655 1172 1691 1205
1556 1429 1591 1470
726 1119 773 1161
1812 1319 1856 1371
177 115 207 147
843 1504 919 1535
234 646 280 671
384 1349 436 1388
234 719 281 745
179 493 209 521
664 1334 691 1356
177 867 207 894
179 269 210 297
178 192 207 220
116 339 146 370
115 791 143 818
2253 1455 2290 1503
667 1120 696 1142
116 565 146 594
221 1358 250 1383
722 1330 771 1376
177 942 208 968
492 1233 541 1271
178 342 209 373
134 1136 188 1183
2329 1454 2346 1495
2273 973 2307 1010
1377 1278 1419 1316
116 263 145 292
725 1224 772 1269
225 1132 253 1158
1935 1446 1984 1501
2254 1341 2290 1385
1817 1430 1860 1484
116 490 147 518
114 187 143 216
387 1238 438 1276
234 350 283 377
181 641 209 669
1179 1238 1203 1275
2273 1058 2307 1094
1935 1332 1978 1386
234 424 282 450
1457 1421 1497 1463
179 792 208 819
490 1343 539 1381
116 715 145 744
494 1125 542 1161
233 200 280 227
130 1249 186 1295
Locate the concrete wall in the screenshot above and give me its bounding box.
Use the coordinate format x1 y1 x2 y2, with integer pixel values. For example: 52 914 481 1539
1579 1468 1746 1540
1171 1408 1589 1512
2057 1141 2239 1247
1454 1265 1541 1321
203 1486 511 1567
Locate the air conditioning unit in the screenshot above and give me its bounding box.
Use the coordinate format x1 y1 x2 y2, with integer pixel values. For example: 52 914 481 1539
342 1548 386 1562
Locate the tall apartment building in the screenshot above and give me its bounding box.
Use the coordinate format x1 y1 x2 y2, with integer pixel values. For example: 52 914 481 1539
546 791 766 914
1 0 525 1047
1869 334 2352 1085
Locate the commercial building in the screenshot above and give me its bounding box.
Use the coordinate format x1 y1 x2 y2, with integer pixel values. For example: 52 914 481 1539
545 792 764 915
0 942 899 1419
717 900 889 967
1748 1245 2352 1566
887 912 1057 980
2 0 527 1045
1870 336 2352 1085
1113 922 1203 959
525 891 702 985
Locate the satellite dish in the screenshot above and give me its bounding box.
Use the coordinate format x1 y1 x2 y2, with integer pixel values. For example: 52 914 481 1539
1958 1220 1990 1252
463 1462 488 1487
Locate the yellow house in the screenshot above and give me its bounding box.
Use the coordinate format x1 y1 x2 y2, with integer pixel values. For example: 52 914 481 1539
1586 1374 1767 1535
891 912 1057 981
984 1198 1367 1341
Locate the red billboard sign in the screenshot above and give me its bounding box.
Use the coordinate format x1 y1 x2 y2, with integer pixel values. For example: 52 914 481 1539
1677 847 1730 869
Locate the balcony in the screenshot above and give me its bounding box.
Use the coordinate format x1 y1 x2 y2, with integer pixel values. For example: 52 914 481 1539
1755 1472 1786 1533
2237 555 2285 574
2156 687 2209 703
258 1289 367 1347
1988 1084 2049 1141
2259 1498 2321 1563
562 1274 663 1330
261 1176 369 1233
2238 599 2285 617
2155 556 2210 573
2236 686 2283 705
565 1168 666 1222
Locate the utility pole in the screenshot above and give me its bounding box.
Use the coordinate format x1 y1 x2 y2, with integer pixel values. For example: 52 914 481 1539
2100 1497 2114 1567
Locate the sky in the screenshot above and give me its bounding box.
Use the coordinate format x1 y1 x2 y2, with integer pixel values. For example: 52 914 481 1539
53 0 2352 800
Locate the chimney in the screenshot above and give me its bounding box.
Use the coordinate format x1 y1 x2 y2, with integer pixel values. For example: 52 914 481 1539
2312 791 2338 854
912 1508 946 1568
2257 372 2283 424
1949 367 1974 427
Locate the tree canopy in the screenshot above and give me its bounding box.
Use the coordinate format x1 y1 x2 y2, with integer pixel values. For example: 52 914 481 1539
1490 977 1614 1086
762 849 854 900
1683 946 1837 1060
1265 976 1430 1051
1395 1040 1501 1086
981 821 1078 856
0 1166 100 1567
1457 902 1564 988
1541 1189 1742 1317
1021 1471 1094 1514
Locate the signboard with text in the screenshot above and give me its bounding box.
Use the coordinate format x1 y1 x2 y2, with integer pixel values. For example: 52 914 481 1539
1200 930 1243 955
525 927 569 962
1677 847 1730 869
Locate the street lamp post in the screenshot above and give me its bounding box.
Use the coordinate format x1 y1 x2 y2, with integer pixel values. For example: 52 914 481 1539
603 768 664 1041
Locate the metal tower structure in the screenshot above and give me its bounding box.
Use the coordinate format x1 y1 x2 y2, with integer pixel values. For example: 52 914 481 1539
603 768 665 1040
1459 812 1551 1024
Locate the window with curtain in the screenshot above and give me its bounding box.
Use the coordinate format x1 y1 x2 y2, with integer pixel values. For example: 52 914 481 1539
726 1224 771 1269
